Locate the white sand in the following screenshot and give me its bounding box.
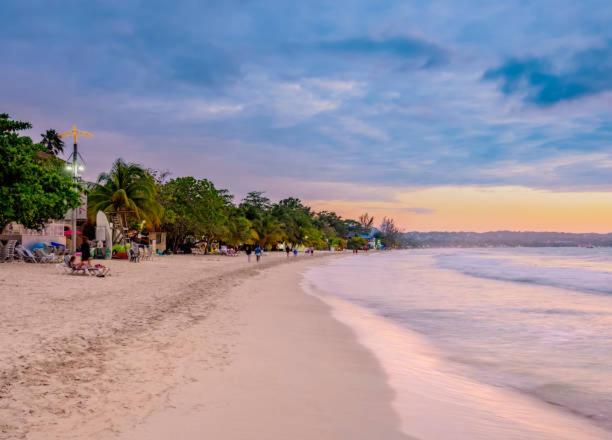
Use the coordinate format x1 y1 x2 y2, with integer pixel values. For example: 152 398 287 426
117 257 408 440
3 252 609 440
0 253 407 440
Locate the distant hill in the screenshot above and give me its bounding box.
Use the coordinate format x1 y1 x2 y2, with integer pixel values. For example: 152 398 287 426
401 231 612 248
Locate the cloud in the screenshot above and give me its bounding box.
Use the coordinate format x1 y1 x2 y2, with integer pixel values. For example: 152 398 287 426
483 40 612 105
3 0 612 204
319 36 449 68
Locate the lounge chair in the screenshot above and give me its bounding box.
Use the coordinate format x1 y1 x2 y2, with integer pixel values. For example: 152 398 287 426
90 263 111 276
129 247 140 263
142 246 153 261
0 240 17 262
58 255 109 276
15 245 39 263
58 255 86 275
34 248 61 263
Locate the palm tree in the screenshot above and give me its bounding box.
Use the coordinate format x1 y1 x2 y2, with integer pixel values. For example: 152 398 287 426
40 129 64 156
224 215 257 247
252 213 284 249
88 159 162 242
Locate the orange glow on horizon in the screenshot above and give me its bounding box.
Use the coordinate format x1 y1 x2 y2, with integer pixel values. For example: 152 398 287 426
306 186 612 233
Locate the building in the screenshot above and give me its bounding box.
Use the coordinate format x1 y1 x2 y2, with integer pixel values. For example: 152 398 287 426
0 221 68 248
1 194 87 249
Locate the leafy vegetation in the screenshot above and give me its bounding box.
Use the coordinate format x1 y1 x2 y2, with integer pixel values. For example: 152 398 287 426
88 158 162 232
1 114 404 250
0 114 81 231
88 162 404 251
40 129 65 156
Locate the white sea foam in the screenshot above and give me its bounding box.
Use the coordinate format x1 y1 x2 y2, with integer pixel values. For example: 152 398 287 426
436 248 612 295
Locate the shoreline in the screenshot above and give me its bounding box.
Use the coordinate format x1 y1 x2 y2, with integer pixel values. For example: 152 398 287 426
1 252 406 440
303 252 612 440
5 250 609 439
117 254 408 440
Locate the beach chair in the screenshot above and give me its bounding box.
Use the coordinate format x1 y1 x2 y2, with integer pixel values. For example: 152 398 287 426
128 247 140 263
143 246 153 261
59 255 105 276
90 263 111 277
58 255 85 275
15 245 38 263
34 248 60 263
1 240 17 262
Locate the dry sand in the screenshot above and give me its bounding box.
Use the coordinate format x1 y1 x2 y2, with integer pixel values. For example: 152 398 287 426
0 252 407 440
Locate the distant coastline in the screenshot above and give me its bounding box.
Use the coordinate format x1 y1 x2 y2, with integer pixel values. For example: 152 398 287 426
402 231 612 248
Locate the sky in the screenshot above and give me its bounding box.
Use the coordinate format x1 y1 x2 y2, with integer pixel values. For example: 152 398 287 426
2 0 612 232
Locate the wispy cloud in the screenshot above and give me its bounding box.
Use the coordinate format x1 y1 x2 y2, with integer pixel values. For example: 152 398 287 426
2 0 612 216
403 207 436 215
318 36 449 68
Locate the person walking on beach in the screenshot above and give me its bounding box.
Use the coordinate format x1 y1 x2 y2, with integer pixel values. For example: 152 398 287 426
285 245 291 258
245 245 252 262
293 248 298 257
255 245 262 262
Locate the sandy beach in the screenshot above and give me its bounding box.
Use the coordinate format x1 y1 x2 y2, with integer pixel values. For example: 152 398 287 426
0 252 406 440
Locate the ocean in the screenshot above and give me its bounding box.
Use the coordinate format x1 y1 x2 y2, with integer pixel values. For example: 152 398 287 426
303 248 612 439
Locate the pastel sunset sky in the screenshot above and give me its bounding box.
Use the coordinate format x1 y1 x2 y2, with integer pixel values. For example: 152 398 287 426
2 1 612 232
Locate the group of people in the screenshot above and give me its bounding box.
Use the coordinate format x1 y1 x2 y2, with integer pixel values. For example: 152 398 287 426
244 245 316 263
285 247 315 257
245 245 263 262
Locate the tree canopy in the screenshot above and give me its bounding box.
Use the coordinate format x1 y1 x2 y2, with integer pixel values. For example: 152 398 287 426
160 176 230 252
0 114 81 231
88 158 162 230
40 129 65 156
3 112 406 251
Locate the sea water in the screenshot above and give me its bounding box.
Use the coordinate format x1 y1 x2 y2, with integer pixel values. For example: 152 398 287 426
303 249 612 439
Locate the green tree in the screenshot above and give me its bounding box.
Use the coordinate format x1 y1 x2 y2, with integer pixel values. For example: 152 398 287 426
301 226 327 249
271 197 315 247
239 191 271 220
348 236 368 250
223 212 256 247
88 158 162 235
0 114 81 231
252 213 284 249
160 176 230 252
40 129 64 156
315 211 347 238
329 236 348 250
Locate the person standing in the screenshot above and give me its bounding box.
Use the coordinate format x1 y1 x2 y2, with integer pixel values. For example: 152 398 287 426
246 245 252 262
285 245 291 258
81 238 92 267
255 245 262 262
